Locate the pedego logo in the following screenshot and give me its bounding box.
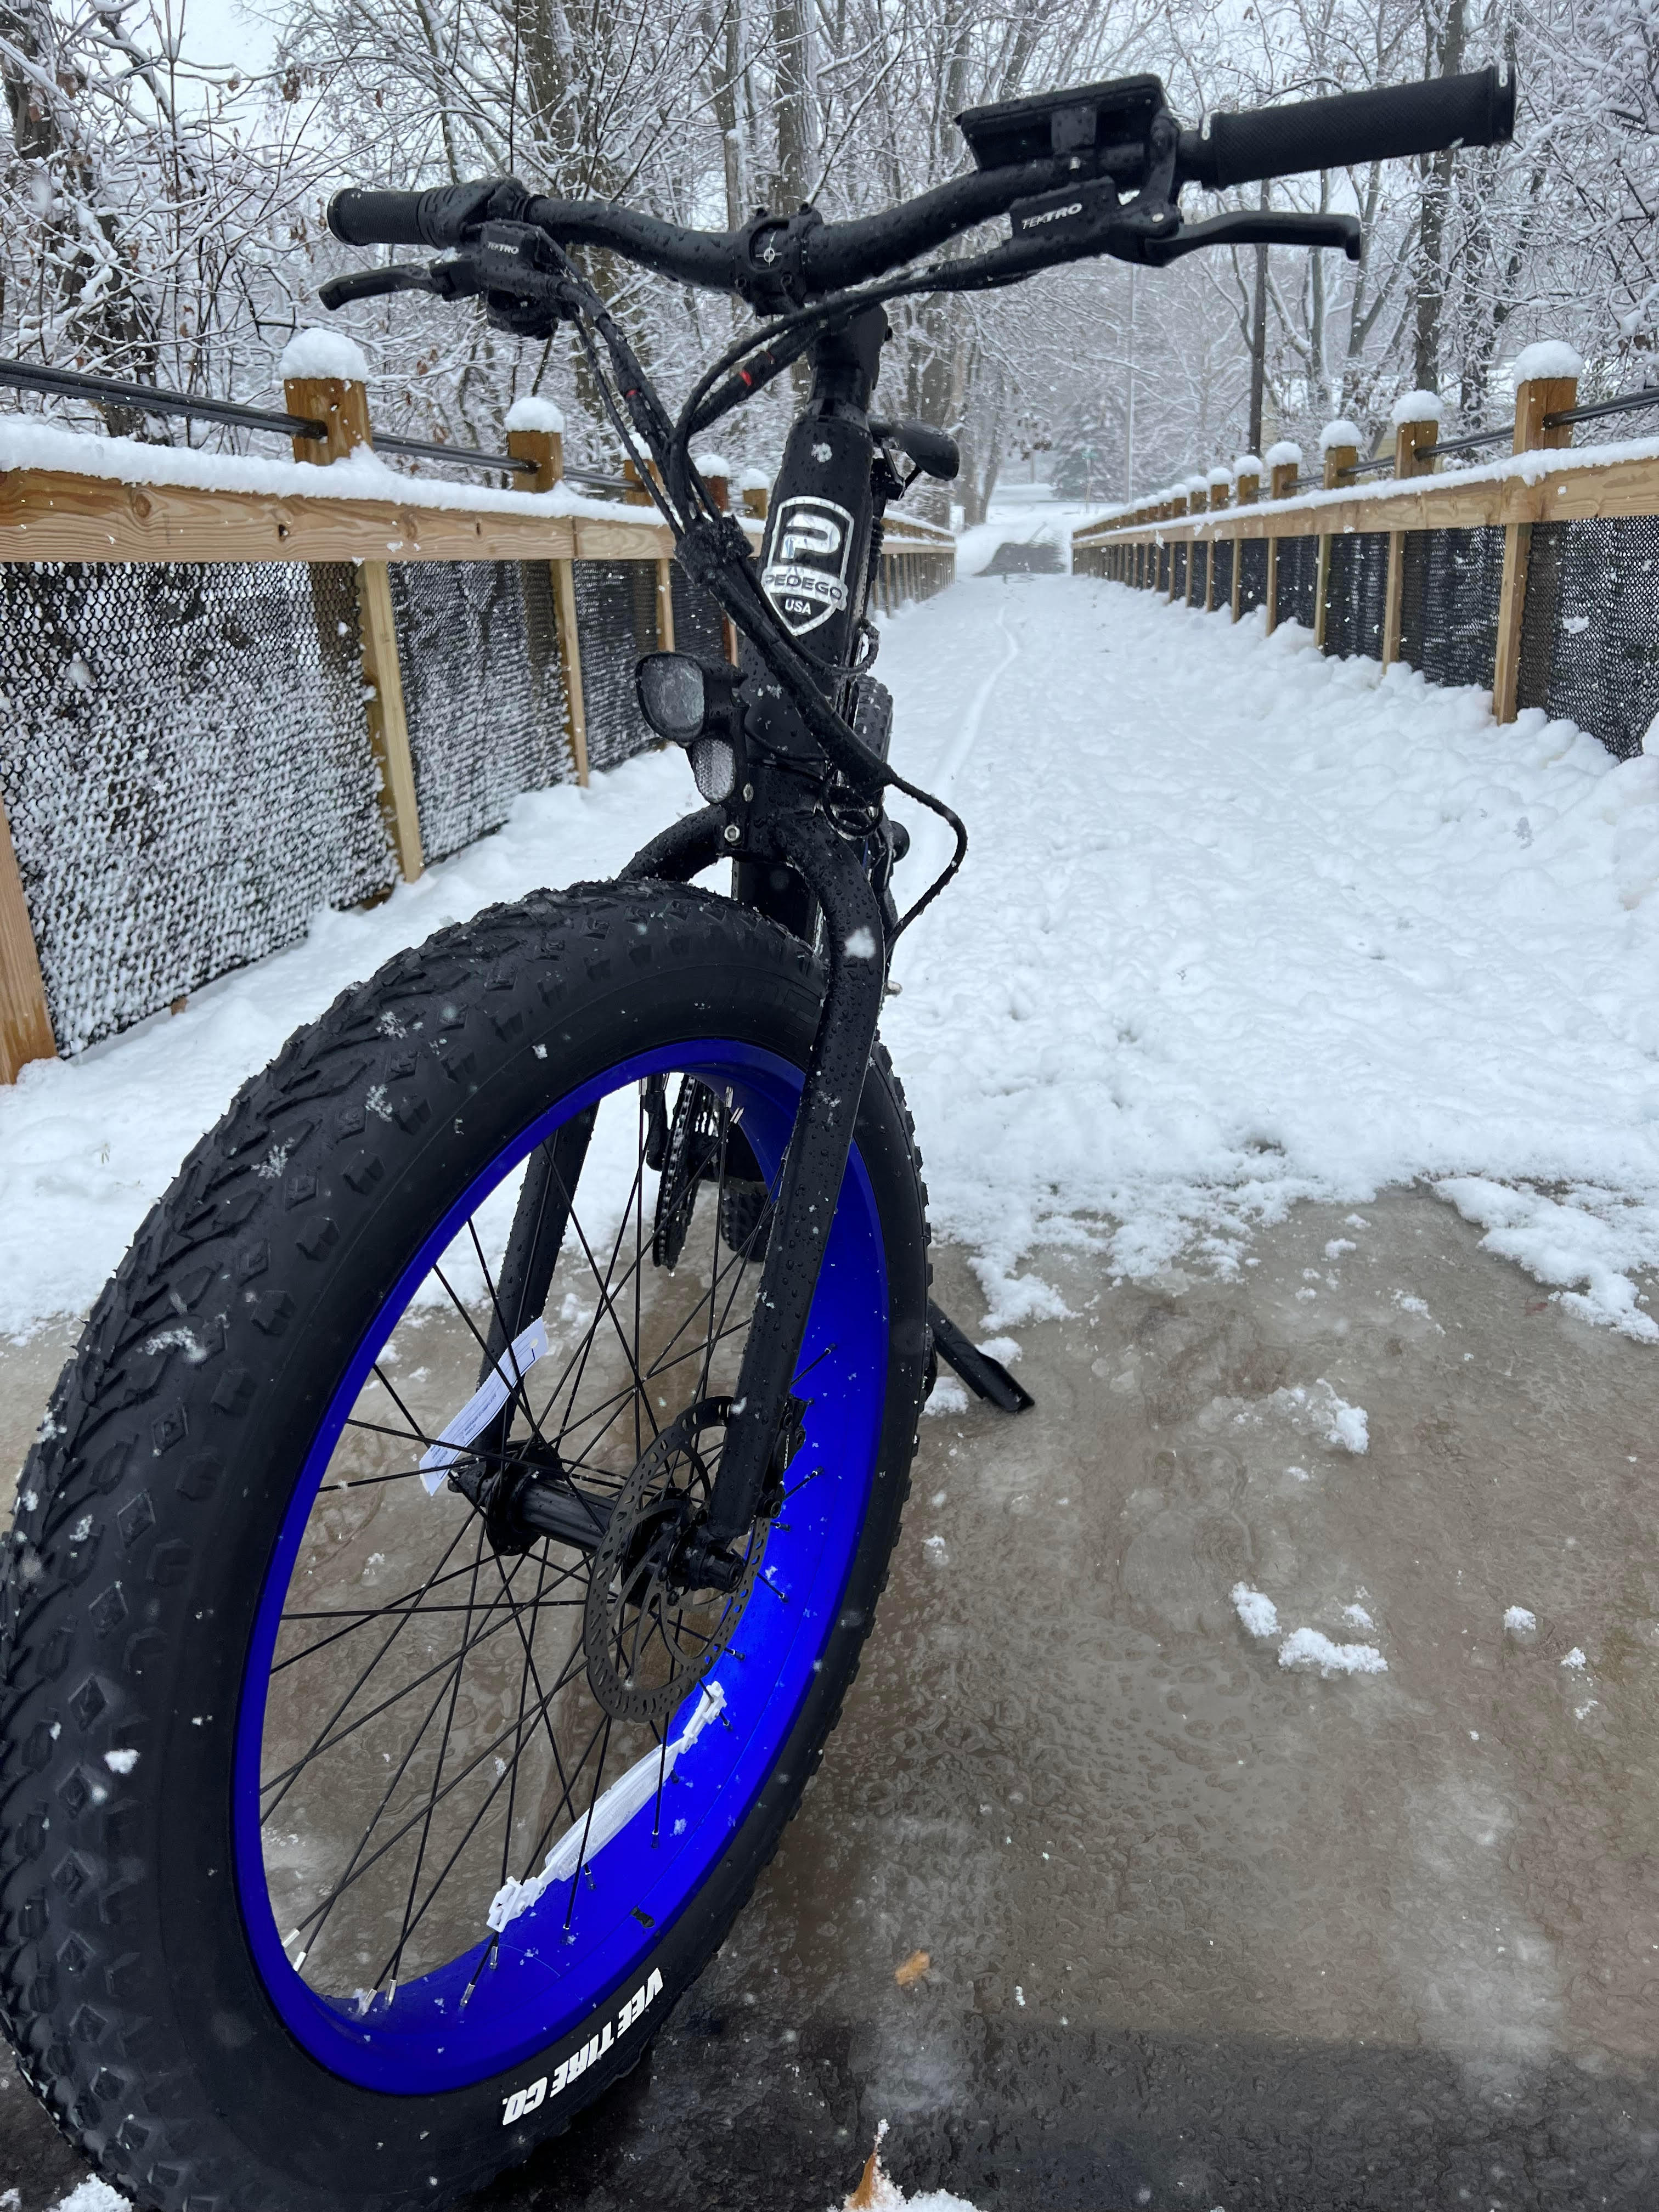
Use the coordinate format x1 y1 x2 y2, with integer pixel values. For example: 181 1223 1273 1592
761 496 856 637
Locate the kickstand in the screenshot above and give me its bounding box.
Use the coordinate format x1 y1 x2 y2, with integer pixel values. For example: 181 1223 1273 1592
927 1301 1034 1414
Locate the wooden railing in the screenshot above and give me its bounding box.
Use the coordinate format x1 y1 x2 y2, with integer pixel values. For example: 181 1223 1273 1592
1071 356 1659 741
0 374 953 1079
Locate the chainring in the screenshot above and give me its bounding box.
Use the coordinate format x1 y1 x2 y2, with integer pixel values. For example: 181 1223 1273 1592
582 1406 765 1723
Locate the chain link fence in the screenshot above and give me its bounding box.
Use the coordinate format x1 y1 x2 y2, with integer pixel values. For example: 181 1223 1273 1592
0 552 675 1053
389 561 573 864
1275 536 1320 632
0 560 393 1054
1324 532 1390 661
1399 527 1505 693
1516 517 1659 760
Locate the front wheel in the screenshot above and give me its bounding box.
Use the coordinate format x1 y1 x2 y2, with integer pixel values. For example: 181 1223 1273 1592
0 881 930 2212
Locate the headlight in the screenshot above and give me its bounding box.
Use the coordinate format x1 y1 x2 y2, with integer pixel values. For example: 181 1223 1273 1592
635 652 708 741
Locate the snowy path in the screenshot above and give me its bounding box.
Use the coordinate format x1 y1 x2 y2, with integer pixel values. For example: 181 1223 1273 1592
2 573 1657 1341
877 575 1659 1337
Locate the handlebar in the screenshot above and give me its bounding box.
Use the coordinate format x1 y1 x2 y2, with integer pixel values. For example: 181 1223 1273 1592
325 63 1515 303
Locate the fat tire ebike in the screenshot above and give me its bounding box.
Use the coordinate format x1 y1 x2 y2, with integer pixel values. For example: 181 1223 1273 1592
0 58 1514 2212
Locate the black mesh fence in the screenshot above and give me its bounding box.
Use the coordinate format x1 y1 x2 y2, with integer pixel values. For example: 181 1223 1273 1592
1238 539 1268 616
1398 528 1504 693
1323 531 1390 660
388 561 572 864
1516 516 1659 759
1275 535 1320 630
1172 543 1188 600
1190 542 1209 606
1210 539 1233 612
1157 543 1171 593
572 561 662 772
0 560 392 1053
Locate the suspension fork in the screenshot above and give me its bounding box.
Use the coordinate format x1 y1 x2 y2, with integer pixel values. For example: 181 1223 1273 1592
689 812 886 1556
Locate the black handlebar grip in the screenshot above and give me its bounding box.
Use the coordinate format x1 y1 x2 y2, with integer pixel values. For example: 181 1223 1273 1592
1186 65 1515 191
326 188 431 247
327 179 509 250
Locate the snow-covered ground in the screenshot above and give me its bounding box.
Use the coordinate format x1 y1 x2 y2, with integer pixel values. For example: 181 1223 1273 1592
879 577 1659 1337
2 572 1657 1346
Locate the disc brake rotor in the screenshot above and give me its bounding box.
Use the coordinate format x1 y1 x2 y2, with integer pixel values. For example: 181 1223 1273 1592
582 1404 765 1723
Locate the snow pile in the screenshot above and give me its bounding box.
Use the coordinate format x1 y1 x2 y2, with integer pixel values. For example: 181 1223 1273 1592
1318 418 1364 453
1435 1176 1659 1342
278 327 370 382
693 452 733 478
1232 1586 1386 1675
1233 453 1264 479
1504 1605 1538 1639
46 2185 130 2212
504 394 565 433
1264 439 1302 470
837 2124 981 2211
1206 465 1233 488
1269 1381 1370 1454
1390 390 1446 427
737 465 772 494
0 414 649 527
1512 341 1584 385
1278 1626 1388 1677
1232 1584 1280 1639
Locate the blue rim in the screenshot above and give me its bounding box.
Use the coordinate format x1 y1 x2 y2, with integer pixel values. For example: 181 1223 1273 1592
232 1040 888 2093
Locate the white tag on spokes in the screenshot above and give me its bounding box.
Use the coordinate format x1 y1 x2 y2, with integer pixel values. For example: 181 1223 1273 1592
417 1317 550 1495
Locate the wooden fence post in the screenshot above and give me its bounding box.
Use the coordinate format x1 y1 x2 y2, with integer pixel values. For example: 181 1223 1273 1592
1232 456 1261 621
506 399 591 787
1383 393 1442 668
1314 420 1359 651
0 789 55 1081
1492 344 1581 725
284 336 424 882
1264 444 1300 637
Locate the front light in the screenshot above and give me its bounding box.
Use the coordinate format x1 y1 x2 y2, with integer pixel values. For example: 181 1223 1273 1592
636 652 708 742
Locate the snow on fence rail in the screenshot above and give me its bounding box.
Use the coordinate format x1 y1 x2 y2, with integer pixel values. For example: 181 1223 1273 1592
0 364 951 1080
1072 352 1659 772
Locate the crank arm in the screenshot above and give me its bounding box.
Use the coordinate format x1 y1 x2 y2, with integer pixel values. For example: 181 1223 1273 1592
695 814 887 1550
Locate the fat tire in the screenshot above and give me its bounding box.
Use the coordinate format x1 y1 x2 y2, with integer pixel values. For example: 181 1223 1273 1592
0 879 930 2212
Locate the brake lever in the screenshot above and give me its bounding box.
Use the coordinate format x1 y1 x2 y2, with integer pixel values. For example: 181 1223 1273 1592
1140 210 1363 264
318 265 441 311
318 257 486 313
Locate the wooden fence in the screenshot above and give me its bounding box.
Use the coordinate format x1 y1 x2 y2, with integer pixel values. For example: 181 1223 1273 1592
0 370 952 1080
1072 360 1659 766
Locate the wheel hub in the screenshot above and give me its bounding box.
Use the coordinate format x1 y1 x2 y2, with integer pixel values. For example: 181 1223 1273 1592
582 1403 765 1722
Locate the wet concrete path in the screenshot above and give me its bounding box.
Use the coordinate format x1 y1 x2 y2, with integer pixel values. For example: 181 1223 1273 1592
3 1187 1657 2210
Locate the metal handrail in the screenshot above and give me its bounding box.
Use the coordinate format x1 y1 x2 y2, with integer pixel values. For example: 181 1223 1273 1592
0 355 325 442
0 354 544 479
1545 387 1659 429
374 432 534 475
